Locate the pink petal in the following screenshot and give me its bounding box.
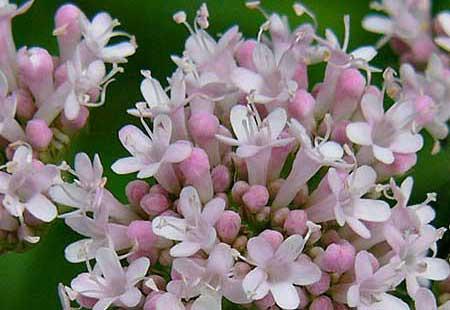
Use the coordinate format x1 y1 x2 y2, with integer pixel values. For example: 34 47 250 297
373 144 395 164
347 216 371 239
419 257 450 281
95 247 125 283
201 197 225 225
25 194 57 222
274 234 305 263
291 261 322 286
390 132 423 153
126 257 150 284
119 287 142 307
170 241 201 257
163 141 192 163
354 251 374 282
111 157 143 175
247 236 274 266
353 199 391 222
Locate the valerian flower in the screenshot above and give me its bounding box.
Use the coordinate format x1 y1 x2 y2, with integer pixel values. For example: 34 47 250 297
70 247 149 310
152 186 225 257
242 234 321 309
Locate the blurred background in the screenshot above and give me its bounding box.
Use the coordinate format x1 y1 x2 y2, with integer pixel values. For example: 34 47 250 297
0 0 449 308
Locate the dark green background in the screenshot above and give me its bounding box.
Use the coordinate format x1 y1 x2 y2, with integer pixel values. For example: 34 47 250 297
0 0 449 308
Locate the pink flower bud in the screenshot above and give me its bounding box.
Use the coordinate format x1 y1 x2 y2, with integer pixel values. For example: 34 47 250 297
310 296 333 310
259 229 283 250
17 47 54 103
268 179 284 199
336 68 366 99
26 119 53 150
255 292 275 310
140 193 170 217
306 272 330 296
179 147 213 202
255 207 271 223
158 249 173 266
231 181 249 205
188 112 219 144
126 180 150 206
127 220 159 252
242 185 269 213
149 184 169 198
235 40 257 70
54 63 68 87
233 262 251 278
293 184 309 207
284 210 308 236
296 287 310 309
414 95 435 126
211 165 231 193
215 210 241 244
14 89 36 120
288 89 316 120
232 235 248 252
271 207 290 227
320 241 355 274
410 37 435 63
60 105 90 132
54 4 82 62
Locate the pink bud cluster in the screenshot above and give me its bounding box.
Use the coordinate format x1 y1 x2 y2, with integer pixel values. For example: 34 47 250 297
0 1 136 252
24 1 448 310
0 1 135 158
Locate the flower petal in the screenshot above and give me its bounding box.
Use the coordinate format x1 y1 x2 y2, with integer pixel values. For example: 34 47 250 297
152 216 186 241
419 257 450 281
242 267 270 300
274 234 305 263
170 241 201 257
119 286 142 307
362 15 394 34
390 132 423 153
270 282 299 310
346 122 373 145
354 199 391 222
373 144 395 164
291 261 322 286
111 157 144 175
25 194 57 222
247 236 274 266
201 197 225 225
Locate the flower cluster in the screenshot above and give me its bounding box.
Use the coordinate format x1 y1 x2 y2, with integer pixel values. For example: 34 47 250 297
54 2 450 309
363 0 450 152
0 0 445 309
0 1 135 252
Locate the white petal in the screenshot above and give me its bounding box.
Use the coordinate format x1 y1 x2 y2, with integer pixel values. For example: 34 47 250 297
156 293 185 310
419 258 450 281
64 90 80 121
274 234 305 263
242 268 270 300
25 194 57 222
347 216 371 239
101 42 136 62
231 68 264 94
95 247 126 283
236 145 262 158
230 105 257 143
361 93 384 124
192 294 221 310
291 261 322 286
270 282 299 310
266 108 287 140
362 15 394 34
354 199 391 222
253 43 276 75
179 186 202 222
435 37 450 52
415 288 437 310
170 241 201 257
372 293 409 310
390 132 423 153
126 257 150 284
438 12 450 36
152 216 186 241
201 197 225 225
349 165 377 196
318 141 344 160
118 125 152 157
247 236 274 266
346 122 373 145
65 239 94 263
141 77 170 106
354 251 374 282
373 145 395 164
111 157 144 175
119 287 142 307
351 46 377 62
347 284 360 307
93 297 116 310
163 141 192 163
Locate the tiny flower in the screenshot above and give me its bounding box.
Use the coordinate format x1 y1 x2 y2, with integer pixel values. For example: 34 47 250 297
346 93 423 164
242 234 321 309
70 247 150 310
152 186 225 257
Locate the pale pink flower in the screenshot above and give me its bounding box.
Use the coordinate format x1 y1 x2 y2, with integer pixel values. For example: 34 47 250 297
167 243 249 308
307 166 391 239
346 251 407 310
112 114 192 193
242 234 321 309
216 104 293 185
152 186 225 257
346 93 423 164
70 247 149 310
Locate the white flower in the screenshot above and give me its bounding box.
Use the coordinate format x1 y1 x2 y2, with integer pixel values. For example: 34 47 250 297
70 247 149 310
242 234 321 309
79 12 136 63
152 186 225 257
346 93 423 164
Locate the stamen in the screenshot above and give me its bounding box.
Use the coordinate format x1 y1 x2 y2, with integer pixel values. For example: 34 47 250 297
342 15 350 52
293 3 318 29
